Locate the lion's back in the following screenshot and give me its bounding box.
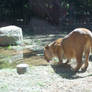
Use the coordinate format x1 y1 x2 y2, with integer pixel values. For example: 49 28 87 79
62 28 92 59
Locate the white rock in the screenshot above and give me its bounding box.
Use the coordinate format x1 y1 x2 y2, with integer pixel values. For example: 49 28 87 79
0 25 23 46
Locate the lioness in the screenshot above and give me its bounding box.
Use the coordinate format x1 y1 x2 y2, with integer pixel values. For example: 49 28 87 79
44 38 69 64
44 28 92 72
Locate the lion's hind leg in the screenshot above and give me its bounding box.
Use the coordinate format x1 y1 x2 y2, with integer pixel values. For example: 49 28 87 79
73 53 83 72
81 48 90 71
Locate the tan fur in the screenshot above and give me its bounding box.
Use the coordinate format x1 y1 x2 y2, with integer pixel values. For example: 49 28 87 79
44 38 69 64
44 28 92 72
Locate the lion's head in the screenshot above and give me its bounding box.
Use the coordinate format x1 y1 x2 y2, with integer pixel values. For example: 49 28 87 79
44 38 63 62
44 42 55 62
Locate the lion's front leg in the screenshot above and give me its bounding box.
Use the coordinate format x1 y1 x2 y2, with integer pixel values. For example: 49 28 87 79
56 47 64 65
64 59 70 64
57 53 63 65
58 59 63 65
58 59 70 65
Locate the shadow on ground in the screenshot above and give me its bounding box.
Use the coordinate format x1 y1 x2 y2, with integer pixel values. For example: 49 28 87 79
51 63 87 79
89 55 92 61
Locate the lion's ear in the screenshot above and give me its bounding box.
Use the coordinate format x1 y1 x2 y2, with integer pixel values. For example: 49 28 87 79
53 41 57 46
54 42 61 47
45 45 49 49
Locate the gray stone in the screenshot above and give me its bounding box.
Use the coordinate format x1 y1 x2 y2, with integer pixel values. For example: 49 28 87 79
0 25 23 46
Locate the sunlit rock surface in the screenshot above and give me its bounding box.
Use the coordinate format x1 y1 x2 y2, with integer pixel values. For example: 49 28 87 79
0 25 23 46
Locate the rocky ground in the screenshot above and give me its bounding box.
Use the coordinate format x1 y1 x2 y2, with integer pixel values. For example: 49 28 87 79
0 63 92 92
0 33 92 92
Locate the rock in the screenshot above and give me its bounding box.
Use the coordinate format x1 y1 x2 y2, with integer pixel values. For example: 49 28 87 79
0 25 23 46
16 64 29 74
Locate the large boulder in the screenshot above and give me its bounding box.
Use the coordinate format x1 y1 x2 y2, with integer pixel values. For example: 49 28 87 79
0 25 23 46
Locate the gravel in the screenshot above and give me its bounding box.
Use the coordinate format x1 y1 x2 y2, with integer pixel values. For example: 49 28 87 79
0 63 92 92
